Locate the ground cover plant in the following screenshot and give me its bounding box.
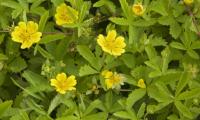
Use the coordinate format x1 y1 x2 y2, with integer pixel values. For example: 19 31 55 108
0 0 200 120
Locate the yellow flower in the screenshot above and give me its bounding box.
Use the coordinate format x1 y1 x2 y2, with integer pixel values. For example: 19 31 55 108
55 3 78 25
102 70 124 89
50 73 77 94
183 0 193 5
132 3 145 16
137 79 146 88
97 30 126 56
11 21 42 49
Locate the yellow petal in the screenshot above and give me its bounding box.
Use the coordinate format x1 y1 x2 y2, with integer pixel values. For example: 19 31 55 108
106 30 117 41
56 89 66 94
66 75 77 87
30 32 42 43
67 87 76 91
105 79 113 89
56 3 67 13
103 71 113 79
97 34 106 47
50 79 58 86
112 48 125 56
21 40 33 49
18 22 27 30
27 21 38 34
56 73 67 81
115 36 126 48
11 31 23 43
137 79 146 88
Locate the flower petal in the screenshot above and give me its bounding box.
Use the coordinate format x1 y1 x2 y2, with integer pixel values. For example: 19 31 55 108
27 21 38 34
30 32 42 43
97 34 106 47
56 73 67 81
21 40 33 49
66 75 77 87
50 79 58 86
106 30 117 41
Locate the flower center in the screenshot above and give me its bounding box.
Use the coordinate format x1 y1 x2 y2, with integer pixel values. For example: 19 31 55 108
134 5 143 13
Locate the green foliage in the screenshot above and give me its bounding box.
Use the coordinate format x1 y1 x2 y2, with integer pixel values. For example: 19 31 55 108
0 0 200 120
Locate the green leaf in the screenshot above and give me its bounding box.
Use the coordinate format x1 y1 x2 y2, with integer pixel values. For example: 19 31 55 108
37 45 54 59
54 36 72 60
126 89 146 109
51 0 64 6
191 41 200 49
119 0 130 18
1 0 21 9
8 57 27 72
109 17 129 26
11 78 43 100
158 16 175 25
56 116 78 120
170 22 182 39
148 84 173 102
93 0 106 7
0 53 8 61
176 88 200 100
132 19 156 27
150 0 168 16
39 34 65 44
0 100 12 117
78 2 90 22
22 70 51 92
170 42 186 50
175 72 190 96
187 49 199 59
38 11 49 32
25 98 46 115
48 94 62 115
113 111 132 119
10 111 29 120
79 65 98 77
145 45 157 60
77 45 100 70
137 103 146 119
121 53 136 69
174 101 193 119
82 112 108 120
147 102 171 114
83 99 102 116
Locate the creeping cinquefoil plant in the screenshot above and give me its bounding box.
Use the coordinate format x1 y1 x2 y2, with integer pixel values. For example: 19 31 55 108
0 0 200 120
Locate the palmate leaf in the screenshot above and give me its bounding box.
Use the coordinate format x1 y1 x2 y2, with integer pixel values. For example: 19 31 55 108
83 99 102 116
109 17 129 26
0 100 13 118
148 84 173 103
119 0 131 19
77 45 101 70
170 22 182 39
150 0 168 16
113 111 133 119
8 57 27 72
126 89 146 109
82 112 108 120
176 88 200 100
79 65 98 77
175 72 191 96
10 111 29 120
39 34 65 44
147 102 171 114
174 100 193 119
22 70 51 92
38 11 49 32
